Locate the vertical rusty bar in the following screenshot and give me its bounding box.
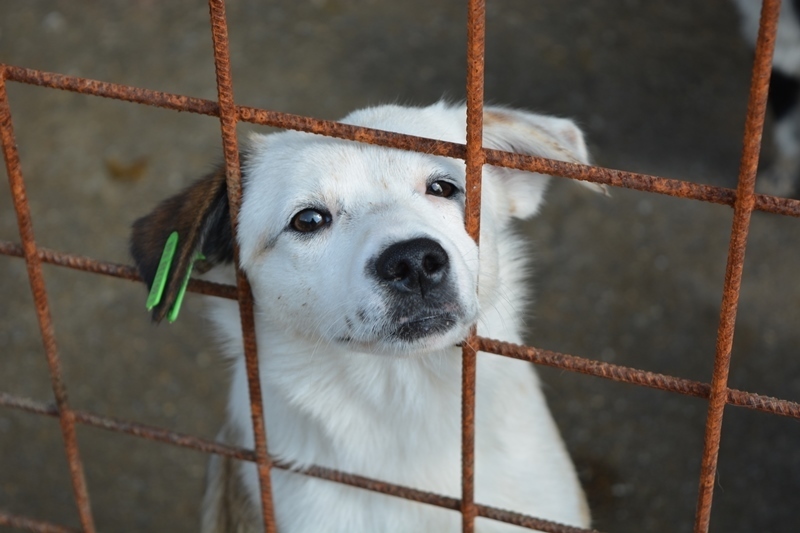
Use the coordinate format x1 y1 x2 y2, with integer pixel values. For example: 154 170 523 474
206 2 277 532
0 68 96 532
464 0 485 244
462 0 486 532
693 1 780 531
460 338 479 533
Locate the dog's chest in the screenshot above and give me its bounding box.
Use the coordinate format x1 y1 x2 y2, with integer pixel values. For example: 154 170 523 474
229 350 544 532
262 347 465 483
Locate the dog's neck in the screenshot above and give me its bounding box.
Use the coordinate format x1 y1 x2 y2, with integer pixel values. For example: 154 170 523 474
221 323 464 472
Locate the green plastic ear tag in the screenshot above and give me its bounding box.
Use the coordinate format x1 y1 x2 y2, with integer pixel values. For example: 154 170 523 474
166 252 205 323
146 231 179 311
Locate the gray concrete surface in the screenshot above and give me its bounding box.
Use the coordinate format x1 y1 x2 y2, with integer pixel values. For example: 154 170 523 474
2 1 799 532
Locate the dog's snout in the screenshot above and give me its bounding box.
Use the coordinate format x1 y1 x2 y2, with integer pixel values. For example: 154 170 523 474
375 238 449 297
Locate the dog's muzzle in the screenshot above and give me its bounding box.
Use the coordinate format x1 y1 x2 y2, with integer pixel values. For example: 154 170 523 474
372 237 461 341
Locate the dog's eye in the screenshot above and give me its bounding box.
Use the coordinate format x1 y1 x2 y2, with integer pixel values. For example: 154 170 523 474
290 208 331 233
427 180 458 198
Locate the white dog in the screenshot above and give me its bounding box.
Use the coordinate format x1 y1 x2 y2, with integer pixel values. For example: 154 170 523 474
130 102 600 532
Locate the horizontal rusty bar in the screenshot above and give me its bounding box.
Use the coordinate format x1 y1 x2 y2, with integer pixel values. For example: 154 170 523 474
0 391 601 532
280 463 461 512
0 241 800 418
753 192 800 217
725 388 800 416
5 240 797 418
0 392 255 462
3 244 798 420
3 65 800 217
484 150 738 206
0 511 79 533
3 65 220 117
475 504 600 533
0 64 463 159
0 391 58 416
75 411 254 462
0 478 598 533
209 108 800 220
483 150 800 218
237 104 466 159
0 240 237 300
476 337 800 419
272 464 602 533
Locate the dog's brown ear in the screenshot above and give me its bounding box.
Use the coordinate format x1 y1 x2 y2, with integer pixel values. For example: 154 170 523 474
130 165 235 322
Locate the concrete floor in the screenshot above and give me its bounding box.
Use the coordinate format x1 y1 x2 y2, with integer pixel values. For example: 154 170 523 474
2 1 799 531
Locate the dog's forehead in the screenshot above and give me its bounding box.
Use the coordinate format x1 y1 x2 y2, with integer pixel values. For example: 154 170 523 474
246 131 464 204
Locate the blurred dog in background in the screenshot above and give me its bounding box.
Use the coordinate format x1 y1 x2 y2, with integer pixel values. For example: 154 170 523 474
734 0 800 197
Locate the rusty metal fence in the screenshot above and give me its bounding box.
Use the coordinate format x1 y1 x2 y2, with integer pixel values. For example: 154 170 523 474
1 0 799 532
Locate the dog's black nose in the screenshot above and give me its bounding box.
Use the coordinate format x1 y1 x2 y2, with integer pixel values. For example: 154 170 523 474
375 238 449 297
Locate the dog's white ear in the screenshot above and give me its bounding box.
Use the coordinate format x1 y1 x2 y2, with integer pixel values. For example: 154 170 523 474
130 165 236 322
483 107 607 219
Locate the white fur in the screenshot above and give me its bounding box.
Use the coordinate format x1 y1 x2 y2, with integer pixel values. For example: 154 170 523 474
734 0 800 196
204 102 591 531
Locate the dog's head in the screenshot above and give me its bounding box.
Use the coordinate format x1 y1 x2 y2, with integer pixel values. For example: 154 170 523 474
131 102 600 355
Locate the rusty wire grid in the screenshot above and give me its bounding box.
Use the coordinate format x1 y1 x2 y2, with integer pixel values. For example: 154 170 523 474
0 0 794 532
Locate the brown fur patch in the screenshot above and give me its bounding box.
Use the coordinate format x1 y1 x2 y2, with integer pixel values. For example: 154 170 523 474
483 110 514 125
130 165 234 322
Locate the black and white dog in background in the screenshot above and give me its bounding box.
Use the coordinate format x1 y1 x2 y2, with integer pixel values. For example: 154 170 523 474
734 0 800 197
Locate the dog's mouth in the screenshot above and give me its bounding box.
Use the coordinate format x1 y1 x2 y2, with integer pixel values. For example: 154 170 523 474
333 308 470 353
390 313 459 342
